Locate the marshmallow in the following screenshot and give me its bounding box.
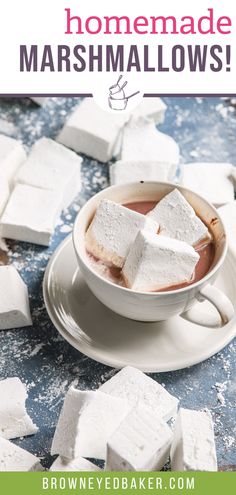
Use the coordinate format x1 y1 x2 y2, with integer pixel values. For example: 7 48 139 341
99 366 178 422
110 160 176 186
30 97 46 105
0 120 16 137
0 135 26 187
171 408 217 471
147 189 210 246
57 98 128 162
0 184 62 246
180 163 235 207
112 129 124 159
0 266 32 330
230 165 236 183
51 387 130 460
0 437 42 471
15 138 82 209
133 97 167 124
0 377 38 439
106 406 173 471
85 199 158 268
50 456 101 472
0 179 9 215
123 230 199 291
120 118 179 165
218 201 236 247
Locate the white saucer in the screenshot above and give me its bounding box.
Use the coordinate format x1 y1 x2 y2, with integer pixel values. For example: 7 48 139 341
43 235 236 372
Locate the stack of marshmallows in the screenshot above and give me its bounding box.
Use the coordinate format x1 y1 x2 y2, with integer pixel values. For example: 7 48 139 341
50 366 217 472
0 368 219 472
0 135 82 247
85 189 211 292
0 135 82 332
57 97 236 207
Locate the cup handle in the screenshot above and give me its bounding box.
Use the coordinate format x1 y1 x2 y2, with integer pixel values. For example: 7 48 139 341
181 284 235 328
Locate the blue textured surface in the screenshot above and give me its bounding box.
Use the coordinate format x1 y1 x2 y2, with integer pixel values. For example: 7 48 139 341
0 97 235 470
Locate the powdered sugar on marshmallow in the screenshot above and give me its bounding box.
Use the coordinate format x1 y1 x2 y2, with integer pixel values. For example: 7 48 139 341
85 199 158 268
106 405 173 471
15 137 82 209
122 230 199 292
180 162 234 207
51 387 130 460
0 266 32 330
0 179 9 216
0 184 62 246
170 408 217 471
147 189 210 246
0 437 42 471
57 98 128 163
50 456 101 472
132 97 166 124
0 377 38 439
120 118 179 165
99 366 178 422
0 135 26 187
30 97 46 106
110 160 177 186
218 201 236 248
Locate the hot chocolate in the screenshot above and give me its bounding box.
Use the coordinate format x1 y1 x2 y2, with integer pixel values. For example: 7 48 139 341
86 199 215 292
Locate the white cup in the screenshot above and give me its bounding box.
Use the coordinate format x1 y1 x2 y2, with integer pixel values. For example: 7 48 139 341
73 182 234 325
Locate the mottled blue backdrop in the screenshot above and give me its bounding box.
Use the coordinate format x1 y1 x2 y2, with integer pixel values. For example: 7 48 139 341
0 97 235 470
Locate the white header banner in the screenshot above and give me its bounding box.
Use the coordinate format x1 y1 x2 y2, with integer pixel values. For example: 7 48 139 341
0 0 235 100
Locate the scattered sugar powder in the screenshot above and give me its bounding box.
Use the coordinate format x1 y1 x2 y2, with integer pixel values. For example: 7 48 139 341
216 103 235 119
98 369 117 387
217 393 225 406
224 436 235 449
213 382 228 407
59 224 72 233
29 343 45 357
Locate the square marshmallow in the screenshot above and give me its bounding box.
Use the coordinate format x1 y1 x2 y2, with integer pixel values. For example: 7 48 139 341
0 437 41 471
0 184 62 246
0 377 38 439
180 163 235 206
230 165 236 183
218 201 236 248
123 230 199 291
30 97 46 105
112 128 124 159
0 266 32 330
51 387 131 460
57 98 128 162
112 98 167 159
147 189 210 246
0 179 9 216
15 137 82 209
0 135 26 187
120 118 179 165
170 408 217 471
132 97 167 124
110 160 177 186
99 366 178 422
85 199 158 268
106 406 173 471
50 456 101 472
